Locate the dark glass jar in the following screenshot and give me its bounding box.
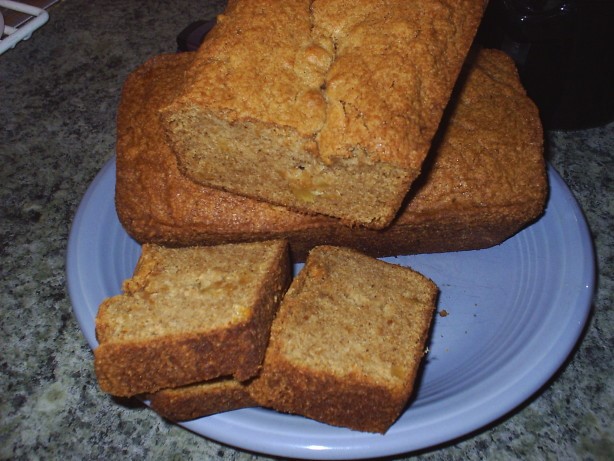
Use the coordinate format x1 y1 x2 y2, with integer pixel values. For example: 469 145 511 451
477 0 614 130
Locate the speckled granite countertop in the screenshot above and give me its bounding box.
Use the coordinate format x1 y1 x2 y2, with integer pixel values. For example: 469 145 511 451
1 1 612 460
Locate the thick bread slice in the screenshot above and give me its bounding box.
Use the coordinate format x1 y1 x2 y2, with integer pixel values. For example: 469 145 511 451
115 48 546 261
161 0 486 228
148 378 256 421
248 245 438 433
94 240 291 397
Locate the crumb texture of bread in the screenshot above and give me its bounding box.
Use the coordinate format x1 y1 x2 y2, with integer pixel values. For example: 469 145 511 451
115 47 545 261
161 0 486 227
249 246 438 433
148 378 256 421
94 240 290 397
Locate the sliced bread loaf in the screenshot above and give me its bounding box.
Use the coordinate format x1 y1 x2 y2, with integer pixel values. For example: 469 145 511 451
94 240 290 397
248 245 438 433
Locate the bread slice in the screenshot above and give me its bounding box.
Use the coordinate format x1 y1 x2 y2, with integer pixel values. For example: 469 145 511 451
161 0 486 228
94 240 291 397
248 245 438 433
115 48 547 261
148 377 256 421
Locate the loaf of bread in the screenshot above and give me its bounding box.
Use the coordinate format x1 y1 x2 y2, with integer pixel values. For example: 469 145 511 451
160 0 486 228
248 245 438 433
94 240 290 397
148 378 256 421
115 48 547 262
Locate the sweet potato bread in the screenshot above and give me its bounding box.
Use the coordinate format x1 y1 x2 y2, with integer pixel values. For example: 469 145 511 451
248 246 438 433
161 0 486 228
115 48 547 262
94 240 290 397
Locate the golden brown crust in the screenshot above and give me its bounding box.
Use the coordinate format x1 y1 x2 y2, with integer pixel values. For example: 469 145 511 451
115 48 546 262
148 379 257 421
94 240 291 397
248 246 438 433
95 330 253 396
249 358 409 434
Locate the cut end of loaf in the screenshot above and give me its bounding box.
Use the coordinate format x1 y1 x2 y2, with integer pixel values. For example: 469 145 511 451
163 105 413 228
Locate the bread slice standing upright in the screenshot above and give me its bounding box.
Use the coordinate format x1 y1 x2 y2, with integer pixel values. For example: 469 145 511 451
94 240 290 397
161 0 486 228
249 245 438 433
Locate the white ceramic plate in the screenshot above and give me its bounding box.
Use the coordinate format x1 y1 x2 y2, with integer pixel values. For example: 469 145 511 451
67 158 595 459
